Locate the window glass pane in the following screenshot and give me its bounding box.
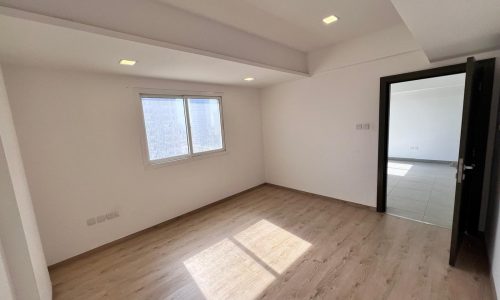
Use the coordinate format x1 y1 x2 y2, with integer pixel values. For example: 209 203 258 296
141 97 189 160
188 98 223 153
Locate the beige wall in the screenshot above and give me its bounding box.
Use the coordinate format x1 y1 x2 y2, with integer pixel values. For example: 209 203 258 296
0 66 51 299
3 65 265 265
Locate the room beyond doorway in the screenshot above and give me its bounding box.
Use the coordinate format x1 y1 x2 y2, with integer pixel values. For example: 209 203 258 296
385 73 465 228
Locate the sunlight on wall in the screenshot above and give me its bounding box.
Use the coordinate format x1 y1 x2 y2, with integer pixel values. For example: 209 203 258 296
387 162 413 176
183 219 311 300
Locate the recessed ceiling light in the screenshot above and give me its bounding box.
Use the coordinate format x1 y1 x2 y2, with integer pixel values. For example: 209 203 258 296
322 15 338 25
244 77 255 82
119 59 136 66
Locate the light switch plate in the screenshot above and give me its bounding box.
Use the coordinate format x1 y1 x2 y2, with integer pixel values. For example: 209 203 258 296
86 218 96 226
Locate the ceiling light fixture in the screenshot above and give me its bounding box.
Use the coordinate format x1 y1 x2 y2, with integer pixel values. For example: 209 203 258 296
119 59 136 66
322 15 338 25
244 77 255 82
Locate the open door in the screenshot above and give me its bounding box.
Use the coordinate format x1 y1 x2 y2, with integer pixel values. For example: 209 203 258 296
449 57 476 266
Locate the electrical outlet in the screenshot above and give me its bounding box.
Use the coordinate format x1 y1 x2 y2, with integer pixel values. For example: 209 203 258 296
87 217 96 226
362 123 370 130
356 123 363 130
87 210 120 226
106 211 119 220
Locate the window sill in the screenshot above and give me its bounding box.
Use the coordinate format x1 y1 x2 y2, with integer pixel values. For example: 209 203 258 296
144 149 228 170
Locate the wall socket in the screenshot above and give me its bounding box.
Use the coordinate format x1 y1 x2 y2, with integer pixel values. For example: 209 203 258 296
87 210 119 226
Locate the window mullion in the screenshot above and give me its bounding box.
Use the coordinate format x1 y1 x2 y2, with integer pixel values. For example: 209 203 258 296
184 97 194 155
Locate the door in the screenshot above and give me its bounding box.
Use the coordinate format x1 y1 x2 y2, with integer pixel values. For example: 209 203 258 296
449 57 476 266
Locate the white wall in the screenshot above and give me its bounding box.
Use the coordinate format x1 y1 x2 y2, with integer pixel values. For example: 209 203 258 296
0 66 52 299
2 65 265 265
388 82 465 162
262 25 500 207
483 54 500 298
487 134 500 299
0 239 14 300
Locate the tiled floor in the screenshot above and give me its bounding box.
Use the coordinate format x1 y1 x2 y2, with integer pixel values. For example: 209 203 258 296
386 160 457 228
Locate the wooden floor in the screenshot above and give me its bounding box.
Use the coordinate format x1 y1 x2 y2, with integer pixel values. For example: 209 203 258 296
50 185 492 300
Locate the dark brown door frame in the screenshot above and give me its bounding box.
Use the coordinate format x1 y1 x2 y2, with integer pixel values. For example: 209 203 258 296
377 59 495 214
377 58 496 213
377 62 467 213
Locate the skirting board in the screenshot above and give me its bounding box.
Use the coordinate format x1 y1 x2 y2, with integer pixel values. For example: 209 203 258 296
265 183 375 211
48 182 375 270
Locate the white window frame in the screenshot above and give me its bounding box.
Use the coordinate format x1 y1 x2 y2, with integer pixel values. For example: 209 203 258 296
139 93 226 165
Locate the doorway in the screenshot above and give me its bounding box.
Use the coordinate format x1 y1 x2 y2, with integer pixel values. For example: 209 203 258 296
386 73 466 228
377 58 496 265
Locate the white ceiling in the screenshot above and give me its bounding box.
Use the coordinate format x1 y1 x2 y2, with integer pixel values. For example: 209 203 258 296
0 15 305 87
158 0 404 52
391 0 500 61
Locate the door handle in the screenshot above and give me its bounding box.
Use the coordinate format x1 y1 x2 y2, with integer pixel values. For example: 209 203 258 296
464 164 475 170
457 158 464 183
457 159 474 183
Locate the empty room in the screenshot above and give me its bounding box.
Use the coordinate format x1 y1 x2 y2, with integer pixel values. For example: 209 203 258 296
1 1 500 300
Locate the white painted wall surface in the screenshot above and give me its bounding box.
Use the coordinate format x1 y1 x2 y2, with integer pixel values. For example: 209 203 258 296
388 80 465 162
262 51 428 206
262 26 500 207
0 66 52 299
487 133 500 299
0 239 15 300
482 52 500 298
3 65 265 265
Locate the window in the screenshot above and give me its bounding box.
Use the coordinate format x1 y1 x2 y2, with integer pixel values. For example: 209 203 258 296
140 94 225 163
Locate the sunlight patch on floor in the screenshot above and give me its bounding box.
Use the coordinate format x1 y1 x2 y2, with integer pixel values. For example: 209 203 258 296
184 238 274 300
234 219 311 274
183 219 311 300
388 162 413 176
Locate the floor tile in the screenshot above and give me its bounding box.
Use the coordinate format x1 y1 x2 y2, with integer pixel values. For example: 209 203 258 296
387 196 427 214
386 207 424 221
422 215 453 228
396 180 433 191
387 160 457 229
390 186 430 202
